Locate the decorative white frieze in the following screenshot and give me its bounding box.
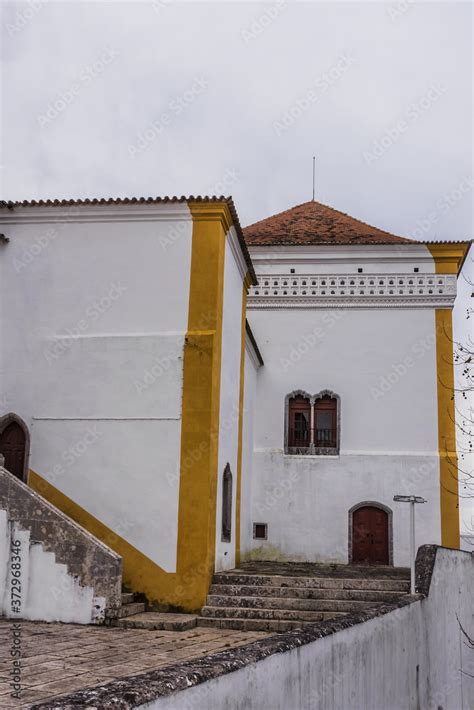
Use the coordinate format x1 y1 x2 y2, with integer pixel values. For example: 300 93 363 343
248 273 457 309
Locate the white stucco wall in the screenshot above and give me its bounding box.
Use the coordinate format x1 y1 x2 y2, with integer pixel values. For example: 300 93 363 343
245 307 441 566
140 548 474 710
243 243 444 566
215 231 245 572
0 203 193 570
240 348 259 558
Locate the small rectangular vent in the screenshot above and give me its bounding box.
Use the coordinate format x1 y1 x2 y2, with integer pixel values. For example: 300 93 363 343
253 523 268 540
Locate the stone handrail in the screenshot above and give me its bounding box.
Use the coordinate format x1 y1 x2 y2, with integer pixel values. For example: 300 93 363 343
0 466 122 618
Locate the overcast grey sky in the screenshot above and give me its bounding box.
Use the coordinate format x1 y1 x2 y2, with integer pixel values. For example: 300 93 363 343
1 0 472 237
1 0 473 527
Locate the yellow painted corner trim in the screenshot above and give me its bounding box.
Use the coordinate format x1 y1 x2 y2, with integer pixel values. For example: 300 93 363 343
434 309 460 548
176 201 227 605
243 270 253 293
187 201 233 234
427 242 471 275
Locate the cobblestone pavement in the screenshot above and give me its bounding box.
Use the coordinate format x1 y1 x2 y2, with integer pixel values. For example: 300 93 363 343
0 619 268 708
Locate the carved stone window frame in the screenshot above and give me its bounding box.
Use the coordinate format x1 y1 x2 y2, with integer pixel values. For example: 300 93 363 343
284 390 340 456
221 463 233 543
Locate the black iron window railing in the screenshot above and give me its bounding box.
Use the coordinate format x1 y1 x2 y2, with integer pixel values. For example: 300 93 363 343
288 428 337 450
314 428 337 448
288 428 310 448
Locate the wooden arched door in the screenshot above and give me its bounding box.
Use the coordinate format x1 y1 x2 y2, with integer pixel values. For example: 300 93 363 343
352 506 389 565
0 421 27 481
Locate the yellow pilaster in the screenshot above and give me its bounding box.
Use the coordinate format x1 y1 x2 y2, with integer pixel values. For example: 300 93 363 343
427 241 470 549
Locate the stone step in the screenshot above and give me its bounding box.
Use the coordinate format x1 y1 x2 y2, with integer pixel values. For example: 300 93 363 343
117 602 146 618
235 563 410 579
121 592 134 605
197 617 329 632
209 584 408 602
212 574 410 592
115 612 198 631
205 594 384 613
201 606 346 622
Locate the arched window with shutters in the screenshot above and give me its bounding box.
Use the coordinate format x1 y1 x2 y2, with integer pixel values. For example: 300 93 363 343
285 390 340 455
314 394 337 449
286 391 311 453
221 464 233 543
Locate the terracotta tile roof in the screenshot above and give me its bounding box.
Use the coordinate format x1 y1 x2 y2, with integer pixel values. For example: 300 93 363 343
243 200 414 246
0 195 256 283
1 195 219 208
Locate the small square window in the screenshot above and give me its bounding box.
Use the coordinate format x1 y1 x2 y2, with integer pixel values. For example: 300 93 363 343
253 523 268 540
290 268 295 274
414 267 419 273
358 268 363 273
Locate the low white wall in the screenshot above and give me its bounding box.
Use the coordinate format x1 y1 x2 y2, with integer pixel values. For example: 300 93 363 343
0 511 98 624
140 548 474 710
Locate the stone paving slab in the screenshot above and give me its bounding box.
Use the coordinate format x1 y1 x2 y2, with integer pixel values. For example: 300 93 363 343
0 618 268 708
115 611 198 631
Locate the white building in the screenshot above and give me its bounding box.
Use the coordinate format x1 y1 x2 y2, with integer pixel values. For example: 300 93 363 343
0 196 469 611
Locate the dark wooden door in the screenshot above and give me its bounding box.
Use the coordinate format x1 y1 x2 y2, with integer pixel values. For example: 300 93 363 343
352 506 389 565
0 422 26 481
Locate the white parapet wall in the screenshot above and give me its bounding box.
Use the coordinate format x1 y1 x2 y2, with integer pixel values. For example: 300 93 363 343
104 547 471 710
0 466 122 619
0 510 99 624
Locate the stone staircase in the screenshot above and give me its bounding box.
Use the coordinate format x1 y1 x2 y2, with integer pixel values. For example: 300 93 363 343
113 589 198 630
0 466 122 623
197 562 411 632
118 591 146 620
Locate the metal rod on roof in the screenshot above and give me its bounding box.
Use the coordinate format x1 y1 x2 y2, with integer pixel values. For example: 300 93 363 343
312 156 316 201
